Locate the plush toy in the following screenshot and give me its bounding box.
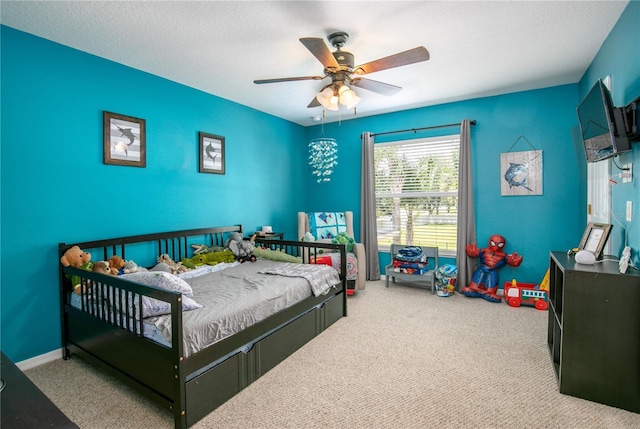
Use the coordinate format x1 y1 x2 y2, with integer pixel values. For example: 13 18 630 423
191 244 226 255
182 249 237 268
225 232 256 262
301 231 330 255
60 245 94 294
332 232 355 252
301 232 315 242
253 247 302 263
108 255 125 275
123 260 143 274
156 254 189 274
92 261 113 275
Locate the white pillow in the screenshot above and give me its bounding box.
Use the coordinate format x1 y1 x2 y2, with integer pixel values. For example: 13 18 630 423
121 271 193 297
139 294 202 318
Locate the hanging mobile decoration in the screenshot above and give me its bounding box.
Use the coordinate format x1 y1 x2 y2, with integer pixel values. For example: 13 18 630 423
308 112 338 183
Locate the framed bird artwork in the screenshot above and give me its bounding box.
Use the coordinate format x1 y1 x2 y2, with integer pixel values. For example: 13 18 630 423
103 111 146 167
199 132 225 175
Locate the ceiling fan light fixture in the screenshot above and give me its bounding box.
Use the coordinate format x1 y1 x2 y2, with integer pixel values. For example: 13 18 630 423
316 86 340 110
326 95 340 111
316 86 335 108
338 86 360 109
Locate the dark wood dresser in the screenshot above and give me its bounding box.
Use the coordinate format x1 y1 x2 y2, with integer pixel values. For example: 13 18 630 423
1 352 79 428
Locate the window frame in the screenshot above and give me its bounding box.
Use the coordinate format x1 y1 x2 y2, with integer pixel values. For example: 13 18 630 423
374 133 460 257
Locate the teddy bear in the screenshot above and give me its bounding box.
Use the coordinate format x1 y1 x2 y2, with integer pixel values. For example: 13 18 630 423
60 245 94 294
108 255 125 275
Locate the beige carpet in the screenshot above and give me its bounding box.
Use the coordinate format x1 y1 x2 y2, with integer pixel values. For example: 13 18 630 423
26 280 640 428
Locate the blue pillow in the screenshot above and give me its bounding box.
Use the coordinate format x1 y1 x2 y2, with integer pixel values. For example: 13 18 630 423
308 212 347 240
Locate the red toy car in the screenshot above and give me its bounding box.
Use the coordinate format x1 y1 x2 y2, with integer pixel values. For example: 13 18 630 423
504 280 548 311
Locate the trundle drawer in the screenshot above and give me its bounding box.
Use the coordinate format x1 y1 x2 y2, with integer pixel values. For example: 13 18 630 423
257 309 317 375
186 352 246 425
323 293 344 329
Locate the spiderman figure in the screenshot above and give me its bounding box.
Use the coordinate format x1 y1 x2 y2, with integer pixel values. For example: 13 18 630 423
461 234 522 303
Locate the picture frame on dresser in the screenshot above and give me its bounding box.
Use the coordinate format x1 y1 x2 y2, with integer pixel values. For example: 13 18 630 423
199 132 225 174
578 222 612 259
103 111 146 167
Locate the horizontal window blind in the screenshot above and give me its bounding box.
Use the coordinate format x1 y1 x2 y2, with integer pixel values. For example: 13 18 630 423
374 134 459 255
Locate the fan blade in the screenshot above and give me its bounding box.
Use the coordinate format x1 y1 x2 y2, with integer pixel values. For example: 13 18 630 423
354 46 430 75
351 77 402 96
307 97 321 108
254 76 324 84
300 37 340 70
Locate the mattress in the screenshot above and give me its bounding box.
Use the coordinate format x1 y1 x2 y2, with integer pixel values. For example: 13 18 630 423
69 259 340 358
150 258 338 357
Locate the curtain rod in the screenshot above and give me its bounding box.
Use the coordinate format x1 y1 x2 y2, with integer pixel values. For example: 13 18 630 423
371 119 476 138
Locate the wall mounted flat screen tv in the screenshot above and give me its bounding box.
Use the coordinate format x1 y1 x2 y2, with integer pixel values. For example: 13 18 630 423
577 79 631 163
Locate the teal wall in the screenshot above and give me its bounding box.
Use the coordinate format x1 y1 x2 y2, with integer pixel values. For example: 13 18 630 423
2 2 638 363
305 85 583 286
579 0 640 266
0 26 309 362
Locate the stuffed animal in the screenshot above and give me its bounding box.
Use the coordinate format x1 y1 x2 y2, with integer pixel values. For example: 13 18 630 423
60 245 94 294
191 244 226 255
108 255 125 275
225 232 256 262
92 261 112 275
182 249 236 268
332 232 355 252
123 260 147 274
156 254 189 274
301 232 315 242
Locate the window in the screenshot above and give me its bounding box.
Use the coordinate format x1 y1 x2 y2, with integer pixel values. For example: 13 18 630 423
374 134 459 256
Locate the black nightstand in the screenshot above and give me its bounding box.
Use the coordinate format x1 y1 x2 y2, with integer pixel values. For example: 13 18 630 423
252 232 284 240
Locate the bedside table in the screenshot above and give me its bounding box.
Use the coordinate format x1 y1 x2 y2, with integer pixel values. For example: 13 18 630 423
252 232 284 240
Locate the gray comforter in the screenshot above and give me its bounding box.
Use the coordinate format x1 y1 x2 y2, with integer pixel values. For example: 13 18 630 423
150 259 339 357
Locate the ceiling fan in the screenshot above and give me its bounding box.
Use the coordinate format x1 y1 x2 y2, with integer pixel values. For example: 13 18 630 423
253 31 430 111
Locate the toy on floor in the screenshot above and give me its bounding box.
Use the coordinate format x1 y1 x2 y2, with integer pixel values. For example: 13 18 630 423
435 264 458 297
504 279 548 310
461 234 522 303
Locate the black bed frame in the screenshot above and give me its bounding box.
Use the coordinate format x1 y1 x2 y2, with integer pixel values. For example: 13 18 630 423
58 225 347 428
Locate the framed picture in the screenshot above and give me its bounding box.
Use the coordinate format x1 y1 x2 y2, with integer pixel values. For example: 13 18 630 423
199 132 225 174
500 150 543 196
578 222 612 259
103 111 146 167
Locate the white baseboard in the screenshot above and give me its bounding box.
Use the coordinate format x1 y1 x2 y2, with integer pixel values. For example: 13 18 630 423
16 348 62 371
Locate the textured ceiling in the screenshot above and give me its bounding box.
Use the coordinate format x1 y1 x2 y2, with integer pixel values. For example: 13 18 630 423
1 1 629 125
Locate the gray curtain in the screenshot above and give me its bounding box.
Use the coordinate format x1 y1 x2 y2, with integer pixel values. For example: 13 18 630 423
360 132 380 280
455 119 476 289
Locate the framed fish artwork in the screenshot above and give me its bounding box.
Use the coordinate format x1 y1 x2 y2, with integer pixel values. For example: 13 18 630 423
199 132 225 174
500 150 542 196
103 111 146 167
